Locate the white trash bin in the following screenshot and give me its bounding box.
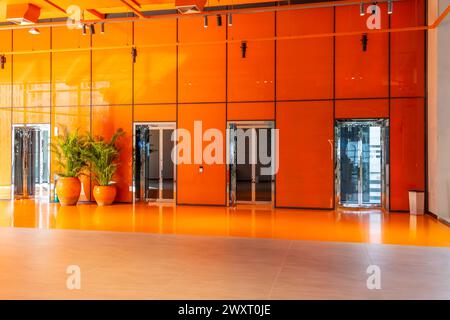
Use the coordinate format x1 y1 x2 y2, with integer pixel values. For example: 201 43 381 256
408 190 424 215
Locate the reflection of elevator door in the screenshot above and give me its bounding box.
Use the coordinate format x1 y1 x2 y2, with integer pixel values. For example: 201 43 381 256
230 123 274 204
135 124 175 202
337 121 386 207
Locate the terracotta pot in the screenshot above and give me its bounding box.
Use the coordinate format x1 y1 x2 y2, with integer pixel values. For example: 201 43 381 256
56 177 81 206
93 185 117 206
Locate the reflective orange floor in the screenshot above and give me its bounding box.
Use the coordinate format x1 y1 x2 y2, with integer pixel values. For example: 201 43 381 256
0 200 449 247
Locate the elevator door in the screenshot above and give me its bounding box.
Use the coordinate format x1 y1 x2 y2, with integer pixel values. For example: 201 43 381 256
134 123 175 202
336 120 389 208
228 122 274 205
13 125 50 200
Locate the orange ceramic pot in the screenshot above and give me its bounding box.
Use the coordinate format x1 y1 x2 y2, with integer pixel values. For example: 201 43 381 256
93 185 117 206
56 177 81 206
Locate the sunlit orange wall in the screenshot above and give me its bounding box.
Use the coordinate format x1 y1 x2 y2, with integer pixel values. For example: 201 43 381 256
0 0 425 209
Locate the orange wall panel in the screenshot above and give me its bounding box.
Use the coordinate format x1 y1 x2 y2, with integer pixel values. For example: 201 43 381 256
335 4 389 99
390 0 425 97
390 98 425 211
0 54 12 108
227 102 274 120
92 22 132 48
178 43 226 103
0 30 12 52
52 106 90 134
51 26 90 50
92 49 132 106
52 51 91 107
134 104 176 122
277 8 334 100
335 99 389 119
13 107 50 124
0 108 12 199
177 103 226 205
13 54 51 108
13 28 50 52
134 46 177 104
92 105 133 203
276 101 334 208
227 12 274 102
134 19 176 45
178 16 226 103
134 19 177 104
0 31 12 109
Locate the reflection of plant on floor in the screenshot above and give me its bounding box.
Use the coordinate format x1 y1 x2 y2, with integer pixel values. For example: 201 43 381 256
83 129 125 186
51 127 87 177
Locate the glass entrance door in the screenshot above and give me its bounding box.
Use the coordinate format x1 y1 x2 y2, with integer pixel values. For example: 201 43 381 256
12 124 50 200
335 120 389 208
134 122 175 202
228 121 275 205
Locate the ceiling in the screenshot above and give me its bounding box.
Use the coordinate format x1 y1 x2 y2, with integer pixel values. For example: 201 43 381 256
0 0 281 21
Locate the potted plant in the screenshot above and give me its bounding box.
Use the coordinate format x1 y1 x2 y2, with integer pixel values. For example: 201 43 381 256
84 129 125 206
51 128 87 206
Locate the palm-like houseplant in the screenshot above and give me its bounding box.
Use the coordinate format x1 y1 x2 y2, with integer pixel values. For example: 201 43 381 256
51 127 88 206
83 129 125 206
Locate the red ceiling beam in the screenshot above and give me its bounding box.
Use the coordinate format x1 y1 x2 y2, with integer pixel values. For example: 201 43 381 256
86 9 105 20
130 0 142 8
120 0 146 18
43 0 66 14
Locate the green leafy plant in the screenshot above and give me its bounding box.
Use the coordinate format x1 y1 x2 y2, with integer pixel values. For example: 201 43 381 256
51 127 88 178
83 129 125 186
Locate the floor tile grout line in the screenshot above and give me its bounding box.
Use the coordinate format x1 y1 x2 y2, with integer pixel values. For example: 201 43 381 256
267 240 293 299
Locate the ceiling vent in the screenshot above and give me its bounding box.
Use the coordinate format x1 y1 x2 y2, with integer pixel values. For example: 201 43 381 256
175 0 206 14
6 3 41 25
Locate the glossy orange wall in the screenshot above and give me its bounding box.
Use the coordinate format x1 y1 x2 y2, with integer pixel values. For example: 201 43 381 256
390 0 425 97
0 30 12 199
335 99 389 119
0 0 426 210
178 16 226 103
390 98 425 211
335 3 389 98
277 7 334 100
276 101 334 208
177 103 226 205
228 12 275 102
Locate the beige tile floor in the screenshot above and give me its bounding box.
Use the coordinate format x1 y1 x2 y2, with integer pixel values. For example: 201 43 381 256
0 227 449 300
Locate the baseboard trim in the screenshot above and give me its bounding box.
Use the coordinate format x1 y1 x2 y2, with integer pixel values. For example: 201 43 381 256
426 210 450 227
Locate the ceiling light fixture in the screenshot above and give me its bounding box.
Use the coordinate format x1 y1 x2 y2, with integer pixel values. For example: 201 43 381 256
90 24 95 35
216 14 222 26
241 41 247 58
0 55 6 70
28 27 40 35
360 2 365 16
388 0 393 14
228 14 232 27
101 23 105 34
82 24 87 36
361 33 368 52
203 15 208 28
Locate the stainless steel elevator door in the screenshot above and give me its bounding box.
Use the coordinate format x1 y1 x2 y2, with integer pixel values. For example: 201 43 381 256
229 122 274 205
134 123 175 202
13 125 50 200
336 120 389 208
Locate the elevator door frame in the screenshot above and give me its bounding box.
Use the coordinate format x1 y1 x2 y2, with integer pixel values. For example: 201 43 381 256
335 119 389 210
11 123 51 201
227 121 275 206
133 122 176 203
